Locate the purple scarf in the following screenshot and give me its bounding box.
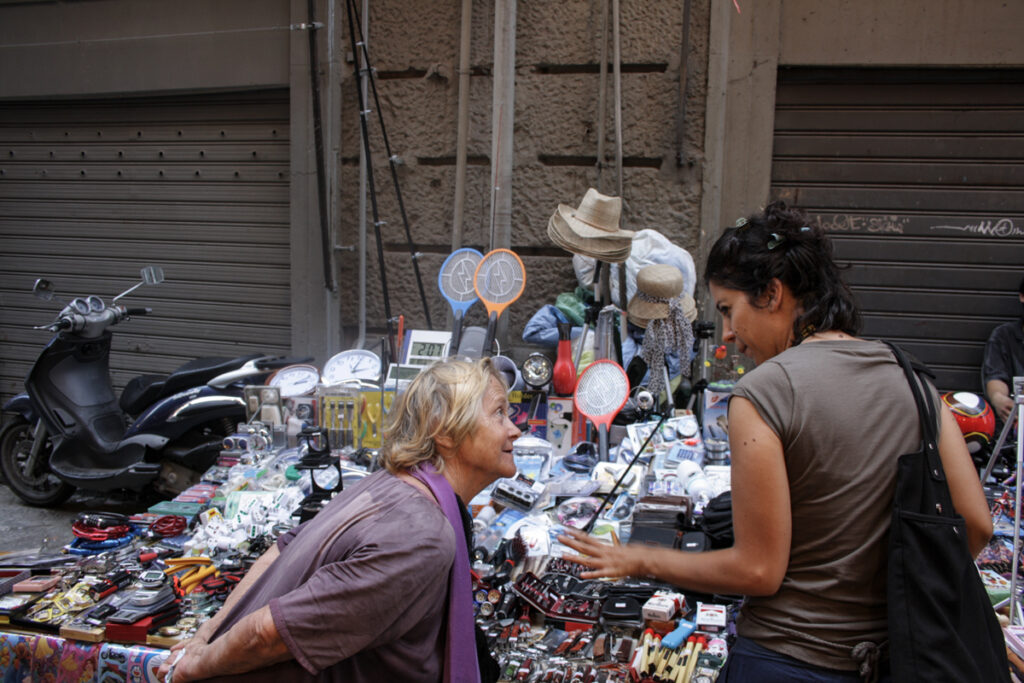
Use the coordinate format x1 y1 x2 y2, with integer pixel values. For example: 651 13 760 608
410 463 481 683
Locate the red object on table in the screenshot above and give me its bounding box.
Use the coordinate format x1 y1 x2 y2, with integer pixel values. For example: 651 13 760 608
552 321 576 395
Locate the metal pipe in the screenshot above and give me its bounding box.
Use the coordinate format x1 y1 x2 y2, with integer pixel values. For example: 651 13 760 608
306 0 335 294
1010 388 1024 624
611 0 624 199
676 0 692 167
325 0 342 356
489 0 516 252
354 0 369 349
595 0 609 192
452 0 472 251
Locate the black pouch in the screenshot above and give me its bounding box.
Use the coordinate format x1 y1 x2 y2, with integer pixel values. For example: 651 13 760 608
885 342 1010 683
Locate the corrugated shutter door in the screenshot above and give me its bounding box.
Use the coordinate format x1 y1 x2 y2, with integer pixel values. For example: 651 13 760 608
0 90 291 402
772 68 1024 391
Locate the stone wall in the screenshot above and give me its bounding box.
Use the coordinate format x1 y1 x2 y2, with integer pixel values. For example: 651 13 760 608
335 0 711 349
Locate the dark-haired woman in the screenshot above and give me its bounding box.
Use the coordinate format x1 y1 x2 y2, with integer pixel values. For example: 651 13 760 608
561 202 991 682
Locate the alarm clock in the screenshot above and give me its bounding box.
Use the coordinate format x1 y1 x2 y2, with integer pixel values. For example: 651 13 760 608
268 364 321 397
402 329 452 366
323 349 382 386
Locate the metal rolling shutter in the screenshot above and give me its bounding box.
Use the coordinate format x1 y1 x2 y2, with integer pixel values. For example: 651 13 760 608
0 90 291 403
772 68 1024 391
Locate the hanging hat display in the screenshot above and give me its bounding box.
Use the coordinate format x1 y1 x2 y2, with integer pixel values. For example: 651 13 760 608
547 188 634 263
629 264 696 400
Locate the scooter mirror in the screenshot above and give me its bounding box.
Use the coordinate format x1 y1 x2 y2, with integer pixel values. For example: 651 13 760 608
32 279 56 302
141 266 164 285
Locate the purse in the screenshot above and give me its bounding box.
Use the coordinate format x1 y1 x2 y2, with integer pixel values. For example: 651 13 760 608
885 342 1011 682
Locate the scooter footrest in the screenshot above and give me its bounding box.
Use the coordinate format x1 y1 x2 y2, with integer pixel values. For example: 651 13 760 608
50 461 160 492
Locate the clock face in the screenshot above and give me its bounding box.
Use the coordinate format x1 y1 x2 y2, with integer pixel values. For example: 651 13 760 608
322 349 382 385
268 364 321 397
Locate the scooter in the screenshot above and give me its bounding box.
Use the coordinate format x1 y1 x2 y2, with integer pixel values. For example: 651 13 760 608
0 267 301 506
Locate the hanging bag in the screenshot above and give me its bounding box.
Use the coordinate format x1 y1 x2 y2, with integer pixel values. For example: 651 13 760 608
884 342 1010 682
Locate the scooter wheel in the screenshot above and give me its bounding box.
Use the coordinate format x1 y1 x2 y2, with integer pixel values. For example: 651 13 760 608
0 417 75 507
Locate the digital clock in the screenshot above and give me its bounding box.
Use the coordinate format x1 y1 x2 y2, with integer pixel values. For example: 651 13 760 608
402 329 452 366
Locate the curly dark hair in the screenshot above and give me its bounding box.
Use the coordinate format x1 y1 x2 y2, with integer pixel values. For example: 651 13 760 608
703 200 861 342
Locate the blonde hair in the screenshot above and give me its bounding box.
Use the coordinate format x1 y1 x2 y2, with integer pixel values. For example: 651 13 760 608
378 357 507 474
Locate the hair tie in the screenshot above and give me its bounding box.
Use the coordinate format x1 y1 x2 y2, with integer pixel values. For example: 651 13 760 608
768 226 813 250
734 217 748 229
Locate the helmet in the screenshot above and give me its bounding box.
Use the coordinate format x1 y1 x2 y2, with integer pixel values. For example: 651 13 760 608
941 391 995 454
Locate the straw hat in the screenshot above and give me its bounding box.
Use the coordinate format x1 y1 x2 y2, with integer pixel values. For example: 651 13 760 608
554 188 635 239
628 264 697 328
547 188 634 263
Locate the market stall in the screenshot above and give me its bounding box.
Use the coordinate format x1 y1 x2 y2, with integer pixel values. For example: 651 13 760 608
0 193 1018 682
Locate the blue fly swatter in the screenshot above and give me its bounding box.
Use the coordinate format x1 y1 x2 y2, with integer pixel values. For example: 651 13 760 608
438 248 483 355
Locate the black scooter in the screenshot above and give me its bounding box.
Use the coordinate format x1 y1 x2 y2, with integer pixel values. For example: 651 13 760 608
0 267 299 506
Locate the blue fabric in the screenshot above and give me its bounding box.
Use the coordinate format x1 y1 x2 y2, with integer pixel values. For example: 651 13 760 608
521 305 580 346
719 637 889 683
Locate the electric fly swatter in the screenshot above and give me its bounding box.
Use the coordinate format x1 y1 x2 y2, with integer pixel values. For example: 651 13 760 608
573 359 629 462
438 248 483 355
473 249 526 357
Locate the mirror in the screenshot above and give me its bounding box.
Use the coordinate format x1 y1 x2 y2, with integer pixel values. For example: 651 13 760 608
32 279 56 301
141 266 165 286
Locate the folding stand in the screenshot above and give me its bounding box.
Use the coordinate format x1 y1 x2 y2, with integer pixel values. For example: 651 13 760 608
998 377 1024 625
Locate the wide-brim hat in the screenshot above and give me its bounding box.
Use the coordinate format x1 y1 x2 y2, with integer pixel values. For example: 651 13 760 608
554 188 635 240
548 210 632 263
628 263 697 327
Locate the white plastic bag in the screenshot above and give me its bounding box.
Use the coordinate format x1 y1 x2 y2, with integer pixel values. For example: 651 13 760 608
572 229 696 304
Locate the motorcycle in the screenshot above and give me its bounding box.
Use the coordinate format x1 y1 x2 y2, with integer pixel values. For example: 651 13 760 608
0 266 301 506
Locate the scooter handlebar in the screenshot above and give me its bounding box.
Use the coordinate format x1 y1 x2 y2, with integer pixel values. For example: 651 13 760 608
125 308 151 317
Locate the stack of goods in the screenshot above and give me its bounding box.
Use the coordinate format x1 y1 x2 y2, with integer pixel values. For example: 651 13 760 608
547 188 634 263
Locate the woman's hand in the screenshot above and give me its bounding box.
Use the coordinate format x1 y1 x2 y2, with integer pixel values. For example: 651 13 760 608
157 640 207 683
557 527 647 580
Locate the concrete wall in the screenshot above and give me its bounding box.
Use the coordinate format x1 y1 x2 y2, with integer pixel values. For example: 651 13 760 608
336 0 712 348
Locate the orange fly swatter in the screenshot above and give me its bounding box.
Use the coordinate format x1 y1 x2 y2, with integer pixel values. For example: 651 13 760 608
473 249 526 357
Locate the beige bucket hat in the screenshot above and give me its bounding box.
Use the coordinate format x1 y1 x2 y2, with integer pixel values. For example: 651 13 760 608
627 264 697 328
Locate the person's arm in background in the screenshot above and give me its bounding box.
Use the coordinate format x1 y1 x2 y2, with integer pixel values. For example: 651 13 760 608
986 378 1014 423
981 324 1016 423
938 406 994 557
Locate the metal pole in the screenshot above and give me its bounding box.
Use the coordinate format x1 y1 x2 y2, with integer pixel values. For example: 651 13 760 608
354 0 369 349
1009 378 1024 624
595 0 609 192
489 0 516 252
452 0 473 251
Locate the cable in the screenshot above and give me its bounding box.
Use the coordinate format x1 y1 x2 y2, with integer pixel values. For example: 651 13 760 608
348 0 433 330
71 522 133 541
305 0 336 293
150 515 188 538
343 0 396 359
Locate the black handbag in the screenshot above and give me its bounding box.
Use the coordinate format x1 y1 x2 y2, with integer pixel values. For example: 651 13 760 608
885 342 1010 682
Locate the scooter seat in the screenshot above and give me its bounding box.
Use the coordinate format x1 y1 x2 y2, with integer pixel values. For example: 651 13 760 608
160 354 264 397
120 374 166 416
120 354 265 416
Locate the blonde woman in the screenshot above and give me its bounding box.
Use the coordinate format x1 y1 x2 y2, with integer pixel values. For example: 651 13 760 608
160 358 519 683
